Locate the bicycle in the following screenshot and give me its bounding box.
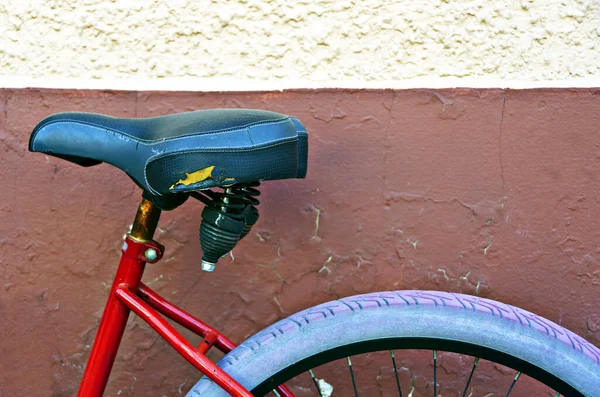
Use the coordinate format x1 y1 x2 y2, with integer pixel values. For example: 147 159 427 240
29 108 600 396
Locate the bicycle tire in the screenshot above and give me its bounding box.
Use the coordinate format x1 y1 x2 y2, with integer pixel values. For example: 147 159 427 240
187 290 600 396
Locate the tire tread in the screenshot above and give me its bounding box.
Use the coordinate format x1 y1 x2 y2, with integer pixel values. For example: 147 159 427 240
223 290 600 366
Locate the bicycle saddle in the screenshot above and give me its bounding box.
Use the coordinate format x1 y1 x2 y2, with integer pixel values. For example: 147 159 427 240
29 109 308 195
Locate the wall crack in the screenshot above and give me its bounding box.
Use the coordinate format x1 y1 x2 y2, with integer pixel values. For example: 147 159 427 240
498 91 507 211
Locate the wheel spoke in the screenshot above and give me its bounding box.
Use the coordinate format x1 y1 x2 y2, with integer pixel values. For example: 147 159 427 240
460 357 479 397
433 350 437 397
504 371 521 397
347 356 359 397
308 369 323 397
390 350 403 397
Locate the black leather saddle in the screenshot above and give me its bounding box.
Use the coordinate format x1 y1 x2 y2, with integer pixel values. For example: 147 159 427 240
29 109 308 195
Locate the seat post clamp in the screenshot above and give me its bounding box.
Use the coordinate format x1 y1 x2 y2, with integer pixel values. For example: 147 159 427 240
122 236 165 264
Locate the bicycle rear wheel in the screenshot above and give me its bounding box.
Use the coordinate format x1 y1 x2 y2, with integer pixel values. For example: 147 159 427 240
187 291 600 396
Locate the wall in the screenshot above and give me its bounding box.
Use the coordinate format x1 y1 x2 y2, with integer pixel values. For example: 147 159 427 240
1 87 600 396
1 0 599 88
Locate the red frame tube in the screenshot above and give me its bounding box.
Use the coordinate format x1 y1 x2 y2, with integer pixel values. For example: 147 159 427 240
138 283 294 396
76 238 147 397
138 283 237 352
77 232 295 396
115 287 253 397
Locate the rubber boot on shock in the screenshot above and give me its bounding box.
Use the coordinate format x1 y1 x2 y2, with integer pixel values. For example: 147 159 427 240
199 206 244 272
240 204 259 240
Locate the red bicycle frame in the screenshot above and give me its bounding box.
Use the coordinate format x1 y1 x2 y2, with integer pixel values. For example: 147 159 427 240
77 198 295 397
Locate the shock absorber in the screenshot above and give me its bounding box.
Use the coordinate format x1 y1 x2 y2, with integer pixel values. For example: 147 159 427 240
240 182 261 240
195 183 261 272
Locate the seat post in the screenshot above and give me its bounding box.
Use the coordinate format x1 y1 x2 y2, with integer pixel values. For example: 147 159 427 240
130 198 162 241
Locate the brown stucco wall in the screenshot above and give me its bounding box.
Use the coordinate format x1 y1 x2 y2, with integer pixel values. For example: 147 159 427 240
1 88 599 396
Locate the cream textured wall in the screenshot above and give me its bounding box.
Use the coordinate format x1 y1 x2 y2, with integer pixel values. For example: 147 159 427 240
1 0 599 89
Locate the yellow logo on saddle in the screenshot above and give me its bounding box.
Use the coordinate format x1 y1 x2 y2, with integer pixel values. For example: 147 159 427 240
169 166 215 190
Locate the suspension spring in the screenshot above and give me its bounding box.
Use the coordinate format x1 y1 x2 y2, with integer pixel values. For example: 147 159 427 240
240 182 261 240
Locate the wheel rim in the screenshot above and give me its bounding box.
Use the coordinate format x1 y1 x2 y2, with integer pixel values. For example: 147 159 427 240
253 338 582 396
